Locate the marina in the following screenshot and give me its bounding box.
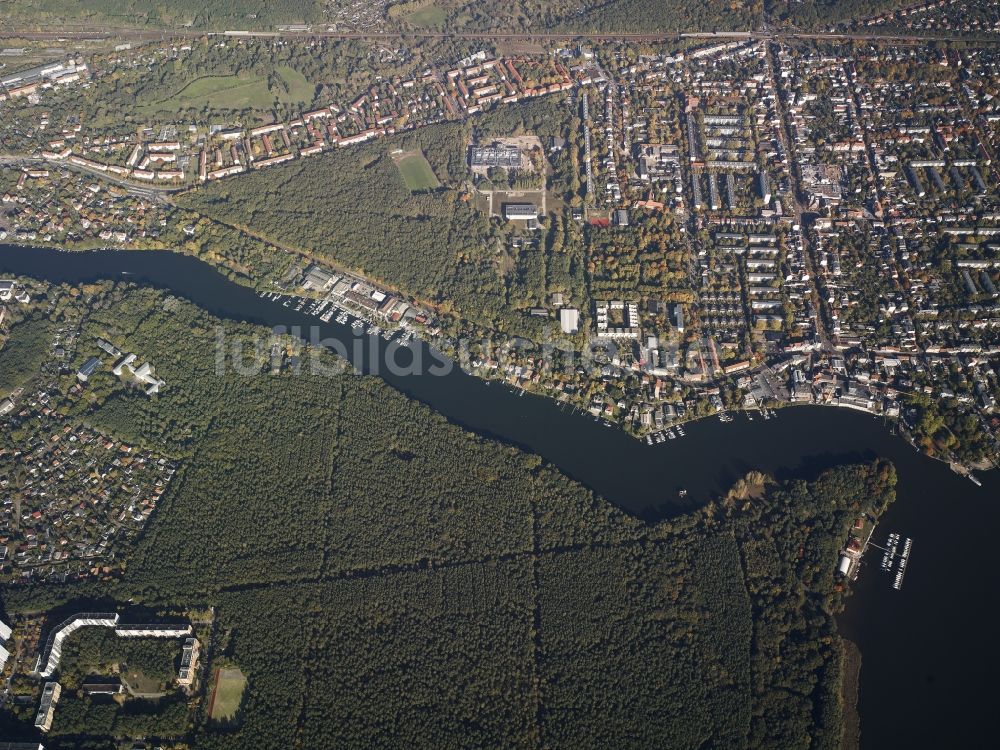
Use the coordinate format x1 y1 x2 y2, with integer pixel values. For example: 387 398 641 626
867 532 915 590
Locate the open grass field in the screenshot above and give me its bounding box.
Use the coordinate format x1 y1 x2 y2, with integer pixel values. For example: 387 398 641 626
392 150 440 192
389 1 450 27
123 669 166 696
208 667 247 723
406 5 448 27
142 66 313 113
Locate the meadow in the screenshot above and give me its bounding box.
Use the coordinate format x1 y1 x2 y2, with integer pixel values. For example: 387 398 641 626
393 149 441 192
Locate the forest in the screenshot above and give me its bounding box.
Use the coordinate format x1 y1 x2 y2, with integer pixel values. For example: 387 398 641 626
0 279 897 748
177 95 584 336
766 0 909 29
0 316 53 395
0 0 921 43
0 1 325 30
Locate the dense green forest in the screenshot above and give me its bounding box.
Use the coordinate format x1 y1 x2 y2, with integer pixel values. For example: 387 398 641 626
0 280 895 748
0 0 916 34
766 0 908 28
0 0 324 29
395 0 761 34
0 0 764 33
0 316 52 395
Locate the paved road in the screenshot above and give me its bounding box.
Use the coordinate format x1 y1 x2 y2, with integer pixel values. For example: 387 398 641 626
0 154 47 166
0 152 177 200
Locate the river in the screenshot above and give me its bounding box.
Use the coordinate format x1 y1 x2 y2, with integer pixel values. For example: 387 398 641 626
1 244 997 747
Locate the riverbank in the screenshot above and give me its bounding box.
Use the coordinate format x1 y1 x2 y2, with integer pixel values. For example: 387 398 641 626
841 638 862 750
6 241 998 473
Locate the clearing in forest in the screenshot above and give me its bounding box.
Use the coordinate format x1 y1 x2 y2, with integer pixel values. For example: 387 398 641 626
208 666 248 723
392 149 441 192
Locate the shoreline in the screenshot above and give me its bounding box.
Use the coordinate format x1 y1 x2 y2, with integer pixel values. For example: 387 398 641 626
840 637 862 750
0 241 1000 483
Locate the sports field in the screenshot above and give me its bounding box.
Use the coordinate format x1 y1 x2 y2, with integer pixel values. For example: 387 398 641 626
393 150 440 192
208 667 247 722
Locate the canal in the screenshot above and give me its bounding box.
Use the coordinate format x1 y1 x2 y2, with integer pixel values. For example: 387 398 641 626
1 244 997 747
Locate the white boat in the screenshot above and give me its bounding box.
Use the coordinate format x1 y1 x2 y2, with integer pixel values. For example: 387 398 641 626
667 429 675 439
646 435 654 445
676 425 685 436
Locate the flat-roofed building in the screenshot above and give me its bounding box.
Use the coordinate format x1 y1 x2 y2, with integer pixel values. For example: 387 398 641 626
503 203 537 220
302 264 338 291
34 682 61 733
178 637 200 687
35 613 118 678
82 679 122 696
76 356 101 383
469 144 520 168
114 623 192 638
559 308 580 334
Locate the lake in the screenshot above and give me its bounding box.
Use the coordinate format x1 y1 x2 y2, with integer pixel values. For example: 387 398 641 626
1 243 997 747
